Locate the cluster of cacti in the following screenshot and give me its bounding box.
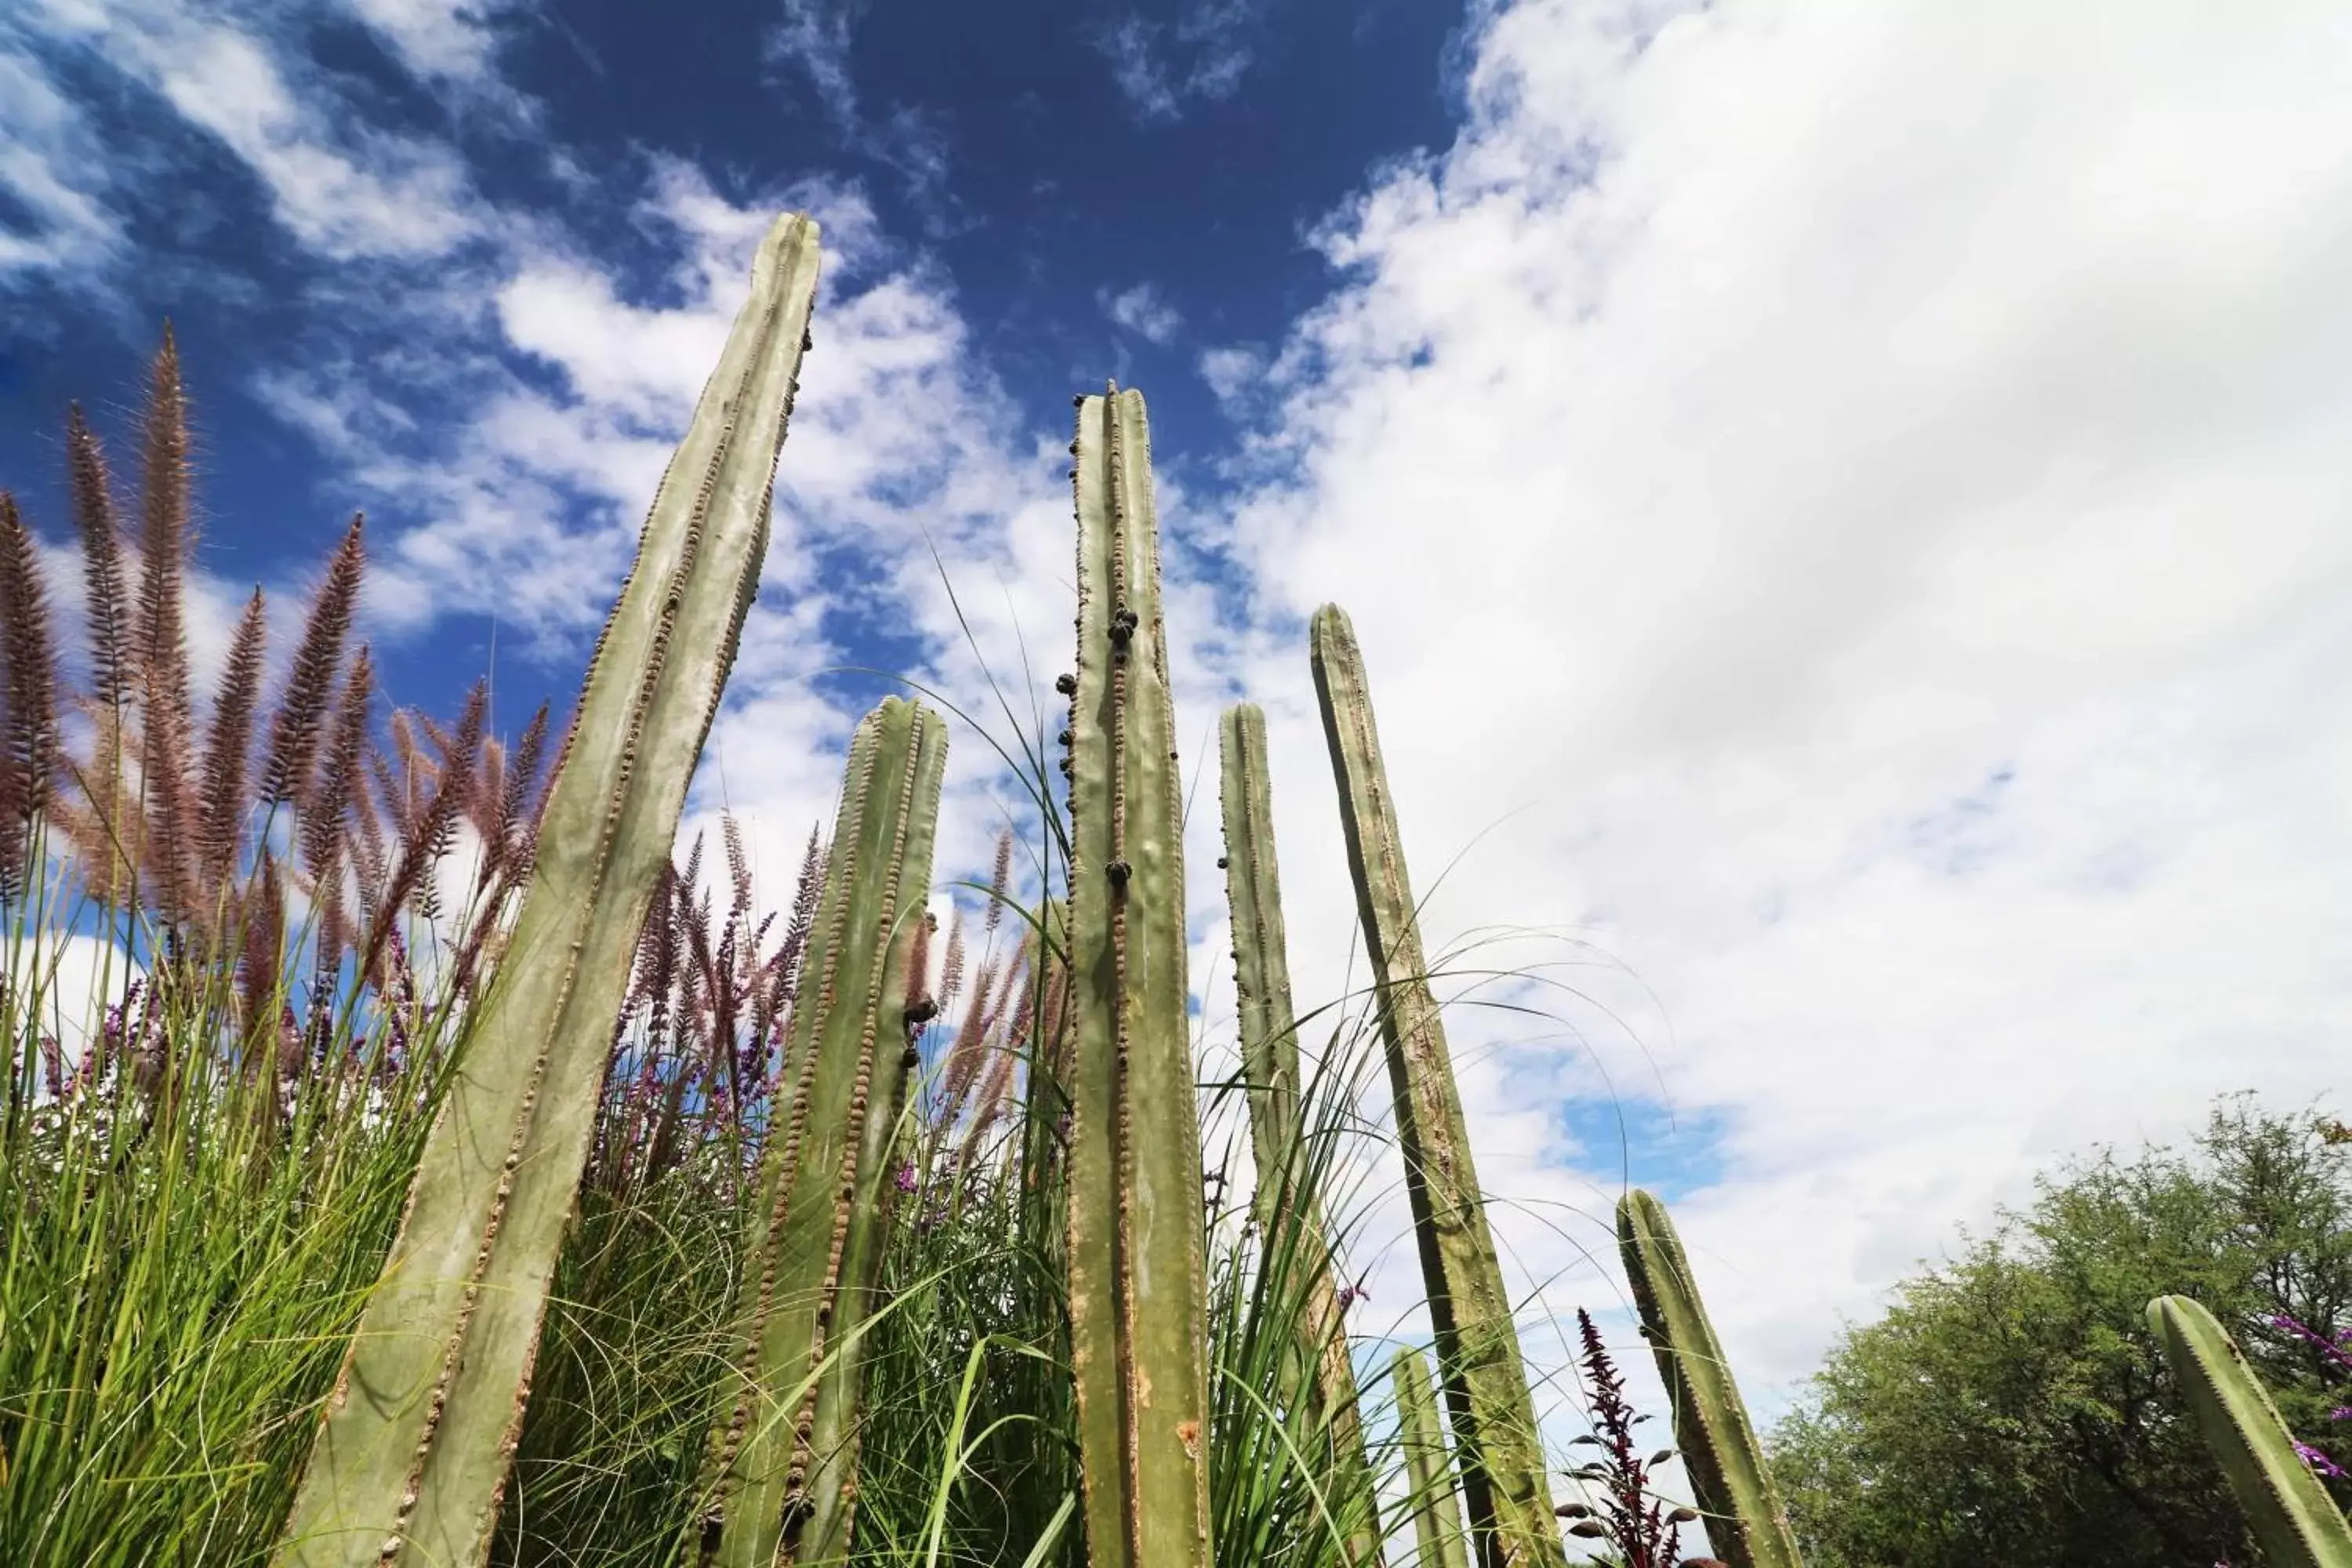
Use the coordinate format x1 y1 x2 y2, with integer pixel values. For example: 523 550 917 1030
20 200 2347 1568
690 694 946 1566
1310 604 1567 1568
2149 1294 2352 1568
1061 383 1217 1568
275 212 822 1566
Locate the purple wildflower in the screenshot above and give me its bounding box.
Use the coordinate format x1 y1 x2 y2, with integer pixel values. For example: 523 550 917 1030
2296 1441 2348 1479
2272 1313 2352 1376
894 1162 919 1194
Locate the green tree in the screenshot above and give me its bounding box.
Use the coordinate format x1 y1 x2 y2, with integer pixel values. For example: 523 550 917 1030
1769 1095 2352 1568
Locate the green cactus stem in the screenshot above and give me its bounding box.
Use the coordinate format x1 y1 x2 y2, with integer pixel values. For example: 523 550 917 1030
2149 1294 2352 1568
1309 604 1564 1568
1064 384 1214 1568
276 213 822 1568
694 695 947 1567
1395 1345 1473 1568
1616 1191 1802 1568
1218 700 1380 1566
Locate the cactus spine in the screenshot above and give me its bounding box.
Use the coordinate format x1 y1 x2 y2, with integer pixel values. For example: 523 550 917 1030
1218 701 1379 1566
694 696 947 1567
1308 604 1564 1568
2148 1294 2352 1568
1065 384 1214 1568
277 213 822 1567
1395 1345 1473 1568
1616 1191 1802 1568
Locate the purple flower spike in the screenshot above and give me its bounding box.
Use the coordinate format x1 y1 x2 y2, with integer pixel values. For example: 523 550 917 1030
2331 1406 2352 1423
894 1162 918 1193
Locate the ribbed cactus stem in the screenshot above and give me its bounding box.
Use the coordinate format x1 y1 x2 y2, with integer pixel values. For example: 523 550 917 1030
1616 1191 1802 1568
694 696 947 1568
276 213 822 1568
2148 1294 2352 1568
1395 1345 1472 1568
1065 384 1214 1568
1308 604 1563 1568
1020 895 1073 1199
1218 700 1379 1567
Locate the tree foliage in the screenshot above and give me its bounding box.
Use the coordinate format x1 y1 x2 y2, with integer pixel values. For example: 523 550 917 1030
1770 1096 2352 1568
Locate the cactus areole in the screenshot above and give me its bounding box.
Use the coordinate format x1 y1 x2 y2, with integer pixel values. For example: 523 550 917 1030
694 696 947 1568
275 213 822 1568
2149 1294 2352 1568
1065 385 1215 1568
1309 604 1565 1568
1617 1192 1804 1568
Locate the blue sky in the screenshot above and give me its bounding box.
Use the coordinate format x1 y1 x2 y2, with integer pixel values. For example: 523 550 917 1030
7 0 2352 1454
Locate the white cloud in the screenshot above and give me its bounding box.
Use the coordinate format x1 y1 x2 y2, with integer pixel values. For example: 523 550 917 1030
339 0 516 87
16 0 482 262
1101 281 1183 345
152 27 480 258
1090 1 1260 126
766 0 858 126
0 44 123 282
1196 343 1265 404
763 0 953 209
27 0 2352 1486
1199 0 2352 1433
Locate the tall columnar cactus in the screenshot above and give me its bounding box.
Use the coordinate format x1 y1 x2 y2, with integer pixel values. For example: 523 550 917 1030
1218 700 1380 1566
1064 383 1214 1568
1615 1191 1802 1568
276 214 822 1568
1395 1346 1472 1568
2149 1294 2352 1568
1308 604 1564 1568
693 696 947 1568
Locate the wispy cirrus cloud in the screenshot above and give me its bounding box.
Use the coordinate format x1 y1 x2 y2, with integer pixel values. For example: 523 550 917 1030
0 43 123 285
10 0 486 264
763 0 953 211
1088 0 1262 125
336 0 522 88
